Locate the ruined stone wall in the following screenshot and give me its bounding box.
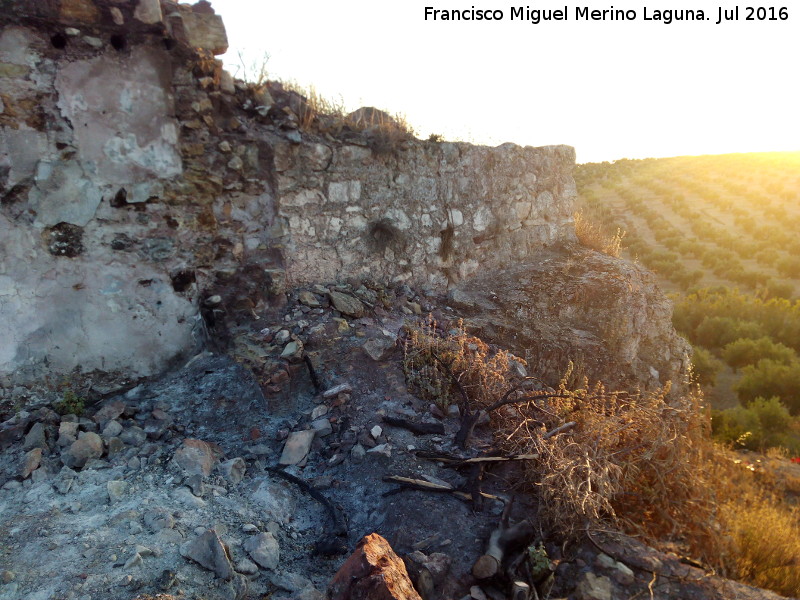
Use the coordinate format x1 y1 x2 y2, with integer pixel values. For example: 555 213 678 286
0 0 279 389
0 0 577 390
273 139 576 288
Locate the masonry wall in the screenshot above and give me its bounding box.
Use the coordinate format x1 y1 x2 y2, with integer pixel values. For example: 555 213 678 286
273 140 576 288
0 0 577 389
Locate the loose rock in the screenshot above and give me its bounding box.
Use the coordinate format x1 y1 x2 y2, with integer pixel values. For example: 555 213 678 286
180 529 234 580
328 291 365 318
173 438 221 476
23 422 47 451
243 532 280 570
278 430 315 465
575 572 613 600
62 431 103 468
218 457 246 485
329 533 421 600
20 448 43 479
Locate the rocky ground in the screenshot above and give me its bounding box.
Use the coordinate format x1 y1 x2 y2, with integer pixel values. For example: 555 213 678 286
0 278 793 600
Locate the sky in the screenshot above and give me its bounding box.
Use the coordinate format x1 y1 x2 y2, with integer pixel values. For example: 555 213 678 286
212 0 800 163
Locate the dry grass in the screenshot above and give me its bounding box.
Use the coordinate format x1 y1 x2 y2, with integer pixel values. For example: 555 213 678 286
279 80 415 143
402 316 519 412
402 318 717 553
720 491 800 596
574 210 625 257
500 375 721 563
402 317 800 597
232 49 270 86
712 453 800 596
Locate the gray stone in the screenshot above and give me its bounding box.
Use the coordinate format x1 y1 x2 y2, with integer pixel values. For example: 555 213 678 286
107 437 125 456
250 481 296 524
54 466 77 494
271 571 314 592
280 340 304 362
20 448 42 479
120 426 147 447
367 443 392 458
23 422 47 451
278 430 315 465
575 572 613 600
93 401 126 425
328 291 365 318
185 473 205 497
107 480 129 502
351 444 366 464
177 10 228 55
370 425 382 439
218 457 246 485
144 508 175 532
102 420 123 438
310 405 329 420
30 161 102 228
173 438 219 476
227 573 249 600
77 417 98 433
83 458 110 470
294 588 325 600
235 557 258 575
62 432 103 468
298 291 321 307
180 529 233 580
363 337 395 361
610 561 634 586
58 421 79 447
311 418 332 437
243 532 280 570
124 552 143 569
134 0 162 24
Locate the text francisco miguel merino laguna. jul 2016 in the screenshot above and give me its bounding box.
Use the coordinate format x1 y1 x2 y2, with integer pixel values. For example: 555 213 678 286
423 5 790 25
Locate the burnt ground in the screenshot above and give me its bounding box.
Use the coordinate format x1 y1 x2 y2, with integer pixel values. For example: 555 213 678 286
0 281 794 600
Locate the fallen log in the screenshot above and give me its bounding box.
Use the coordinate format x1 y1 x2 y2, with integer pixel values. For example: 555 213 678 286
266 465 348 554
382 475 503 504
414 450 539 467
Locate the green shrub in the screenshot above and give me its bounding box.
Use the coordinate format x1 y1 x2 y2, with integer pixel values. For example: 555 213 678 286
695 316 765 349
735 360 800 414
712 397 798 452
54 389 85 416
721 337 797 371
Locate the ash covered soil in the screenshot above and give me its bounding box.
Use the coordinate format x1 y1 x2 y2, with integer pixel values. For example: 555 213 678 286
0 281 791 600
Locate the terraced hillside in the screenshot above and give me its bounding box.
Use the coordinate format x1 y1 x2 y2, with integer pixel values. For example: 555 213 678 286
576 152 800 453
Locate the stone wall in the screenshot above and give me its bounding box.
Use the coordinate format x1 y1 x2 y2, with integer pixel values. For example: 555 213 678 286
273 140 576 288
0 0 577 388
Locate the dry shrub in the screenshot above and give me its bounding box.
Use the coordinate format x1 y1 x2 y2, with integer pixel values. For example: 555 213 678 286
574 210 625 257
499 374 721 563
278 80 414 145
278 80 348 132
402 316 520 412
402 319 720 563
719 488 800 596
707 451 800 596
402 318 800 596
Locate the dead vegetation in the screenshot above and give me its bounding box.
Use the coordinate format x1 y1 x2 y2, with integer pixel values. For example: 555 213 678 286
276 80 416 147
401 316 800 596
574 210 625 257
